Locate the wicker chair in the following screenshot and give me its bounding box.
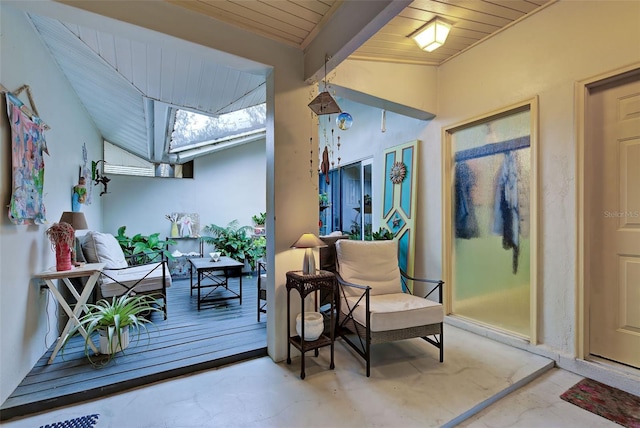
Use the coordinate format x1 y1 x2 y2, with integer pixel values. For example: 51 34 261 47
334 239 444 377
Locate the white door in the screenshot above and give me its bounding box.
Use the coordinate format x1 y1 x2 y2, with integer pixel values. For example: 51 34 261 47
588 71 640 368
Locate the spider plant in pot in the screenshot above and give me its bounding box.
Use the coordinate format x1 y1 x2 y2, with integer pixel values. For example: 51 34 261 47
65 294 160 366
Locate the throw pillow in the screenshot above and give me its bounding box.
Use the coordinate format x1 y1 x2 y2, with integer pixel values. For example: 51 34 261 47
81 231 128 269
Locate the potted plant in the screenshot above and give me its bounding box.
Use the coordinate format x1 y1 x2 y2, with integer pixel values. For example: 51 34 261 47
252 212 266 237
246 236 266 272
65 294 160 366
251 212 266 227
45 222 75 271
372 226 394 240
116 226 175 265
201 220 252 266
319 192 330 208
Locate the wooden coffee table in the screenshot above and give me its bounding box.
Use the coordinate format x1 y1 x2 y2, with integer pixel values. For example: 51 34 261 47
188 256 243 310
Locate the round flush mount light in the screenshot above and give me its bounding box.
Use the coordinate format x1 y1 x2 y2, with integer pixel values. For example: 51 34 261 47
336 112 353 130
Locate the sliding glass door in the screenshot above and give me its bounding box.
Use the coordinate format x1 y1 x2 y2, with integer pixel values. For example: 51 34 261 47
319 159 372 239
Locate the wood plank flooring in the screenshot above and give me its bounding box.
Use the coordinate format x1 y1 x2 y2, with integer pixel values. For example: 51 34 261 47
0 274 267 421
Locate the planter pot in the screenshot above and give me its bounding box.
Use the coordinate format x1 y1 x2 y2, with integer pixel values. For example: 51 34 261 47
296 312 324 341
99 327 130 354
55 242 72 271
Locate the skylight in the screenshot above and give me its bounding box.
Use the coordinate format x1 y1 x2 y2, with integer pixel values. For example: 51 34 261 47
170 103 266 154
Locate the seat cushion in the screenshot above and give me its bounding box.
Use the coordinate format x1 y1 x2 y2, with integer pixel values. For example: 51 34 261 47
342 293 443 332
81 231 128 269
100 263 171 298
336 239 401 296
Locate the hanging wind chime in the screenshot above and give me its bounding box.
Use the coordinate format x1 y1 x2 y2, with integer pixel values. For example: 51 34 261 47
308 55 353 182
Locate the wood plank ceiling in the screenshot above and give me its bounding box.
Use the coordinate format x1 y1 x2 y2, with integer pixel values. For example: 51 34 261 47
169 0 554 65
26 0 553 163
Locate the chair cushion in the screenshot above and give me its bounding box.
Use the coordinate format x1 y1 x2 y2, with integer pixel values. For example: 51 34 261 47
336 240 401 296
342 293 443 332
81 231 128 269
100 263 171 298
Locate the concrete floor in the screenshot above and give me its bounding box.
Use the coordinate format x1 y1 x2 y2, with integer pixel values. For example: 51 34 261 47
2 325 618 428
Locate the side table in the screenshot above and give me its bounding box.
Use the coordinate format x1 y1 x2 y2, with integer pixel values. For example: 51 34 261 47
35 263 105 364
286 270 336 379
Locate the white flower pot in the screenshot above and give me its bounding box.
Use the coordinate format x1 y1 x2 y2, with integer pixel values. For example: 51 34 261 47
296 312 324 341
99 327 130 354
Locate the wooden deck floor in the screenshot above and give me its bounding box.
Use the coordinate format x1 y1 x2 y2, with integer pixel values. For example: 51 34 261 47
0 274 267 421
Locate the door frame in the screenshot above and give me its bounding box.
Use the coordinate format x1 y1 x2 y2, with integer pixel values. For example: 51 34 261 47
575 62 640 361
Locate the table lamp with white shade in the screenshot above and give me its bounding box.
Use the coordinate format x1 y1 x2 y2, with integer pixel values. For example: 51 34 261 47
291 233 327 275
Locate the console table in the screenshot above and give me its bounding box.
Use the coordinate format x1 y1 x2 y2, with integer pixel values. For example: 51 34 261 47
286 270 336 379
35 263 105 364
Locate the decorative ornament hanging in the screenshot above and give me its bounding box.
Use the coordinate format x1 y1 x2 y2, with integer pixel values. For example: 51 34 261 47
330 127 335 169
336 112 353 130
389 161 407 184
337 135 341 168
308 55 342 115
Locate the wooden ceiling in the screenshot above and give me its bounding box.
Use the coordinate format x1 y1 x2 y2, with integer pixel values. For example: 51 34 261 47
168 0 554 65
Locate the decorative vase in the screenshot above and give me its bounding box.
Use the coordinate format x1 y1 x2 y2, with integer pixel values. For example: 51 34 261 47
99 327 130 354
296 312 324 341
55 241 72 271
170 222 179 238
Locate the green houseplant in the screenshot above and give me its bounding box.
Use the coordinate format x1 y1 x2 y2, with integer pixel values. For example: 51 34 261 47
201 220 253 263
251 212 266 227
65 294 160 366
116 226 175 265
246 235 266 271
372 226 394 240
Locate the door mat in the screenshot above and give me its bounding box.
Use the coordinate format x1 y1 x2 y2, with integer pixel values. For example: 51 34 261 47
560 378 640 428
39 413 99 428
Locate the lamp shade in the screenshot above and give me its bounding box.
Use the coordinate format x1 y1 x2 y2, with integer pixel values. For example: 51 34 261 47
59 211 88 230
291 233 327 275
291 233 327 249
412 18 451 52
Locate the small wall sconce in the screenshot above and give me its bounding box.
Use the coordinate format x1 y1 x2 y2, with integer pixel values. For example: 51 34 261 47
91 160 111 196
411 17 452 52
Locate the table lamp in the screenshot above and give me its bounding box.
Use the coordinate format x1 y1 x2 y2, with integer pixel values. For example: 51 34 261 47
291 233 327 275
59 211 89 265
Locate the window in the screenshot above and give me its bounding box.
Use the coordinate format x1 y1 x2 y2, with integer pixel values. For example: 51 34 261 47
319 159 372 239
169 104 266 162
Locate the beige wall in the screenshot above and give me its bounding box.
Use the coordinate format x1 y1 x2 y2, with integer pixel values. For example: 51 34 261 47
420 0 640 385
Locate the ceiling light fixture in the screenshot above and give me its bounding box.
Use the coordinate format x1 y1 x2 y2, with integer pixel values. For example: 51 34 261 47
308 55 342 115
411 17 452 52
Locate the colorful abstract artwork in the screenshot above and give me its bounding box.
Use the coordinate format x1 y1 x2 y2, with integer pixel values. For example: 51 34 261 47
6 92 49 225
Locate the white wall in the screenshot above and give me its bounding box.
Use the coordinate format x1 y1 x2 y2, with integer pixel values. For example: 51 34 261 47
103 139 266 241
419 0 640 386
319 97 430 233
0 4 104 404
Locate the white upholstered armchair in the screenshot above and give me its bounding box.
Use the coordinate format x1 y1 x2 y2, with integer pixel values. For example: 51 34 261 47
335 239 444 377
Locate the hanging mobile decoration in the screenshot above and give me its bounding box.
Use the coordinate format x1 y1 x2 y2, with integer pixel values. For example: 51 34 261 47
390 161 407 184
330 127 335 169
336 112 353 130
337 135 341 168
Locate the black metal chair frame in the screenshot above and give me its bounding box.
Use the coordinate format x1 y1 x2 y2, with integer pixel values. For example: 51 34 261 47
97 253 169 320
257 260 267 322
335 269 444 377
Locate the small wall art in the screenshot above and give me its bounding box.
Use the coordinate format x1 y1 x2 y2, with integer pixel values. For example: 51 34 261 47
167 212 200 238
